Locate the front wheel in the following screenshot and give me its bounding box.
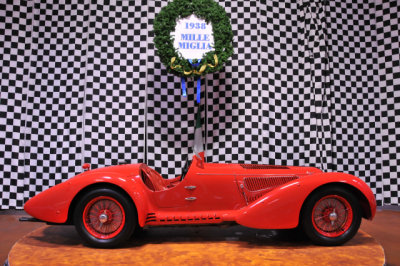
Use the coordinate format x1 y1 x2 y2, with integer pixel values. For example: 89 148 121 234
73 188 137 248
301 186 361 246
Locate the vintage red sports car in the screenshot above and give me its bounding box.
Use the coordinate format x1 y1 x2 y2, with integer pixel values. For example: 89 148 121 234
23 153 376 248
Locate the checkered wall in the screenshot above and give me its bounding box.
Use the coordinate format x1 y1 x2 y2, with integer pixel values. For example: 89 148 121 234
83 0 147 168
23 1 88 203
260 0 332 170
0 0 399 209
0 0 147 209
0 1 33 208
205 0 263 164
375 0 400 205
326 1 384 204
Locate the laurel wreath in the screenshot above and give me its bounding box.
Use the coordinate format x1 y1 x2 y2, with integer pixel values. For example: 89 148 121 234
154 0 233 77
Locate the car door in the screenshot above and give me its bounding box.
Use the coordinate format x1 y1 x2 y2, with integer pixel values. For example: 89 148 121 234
152 160 245 211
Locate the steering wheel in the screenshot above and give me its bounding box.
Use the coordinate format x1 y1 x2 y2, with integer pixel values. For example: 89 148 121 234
180 155 191 180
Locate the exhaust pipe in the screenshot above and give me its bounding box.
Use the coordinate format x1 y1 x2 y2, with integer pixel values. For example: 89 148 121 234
19 217 44 223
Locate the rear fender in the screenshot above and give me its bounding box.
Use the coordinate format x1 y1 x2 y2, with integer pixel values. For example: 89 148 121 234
235 172 376 229
24 172 150 227
68 176 151 228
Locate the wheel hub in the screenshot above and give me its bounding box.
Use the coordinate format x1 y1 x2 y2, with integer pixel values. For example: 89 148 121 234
329 211 338 222
99 213 109 224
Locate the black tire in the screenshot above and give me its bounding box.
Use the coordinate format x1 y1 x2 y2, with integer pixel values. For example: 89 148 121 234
130 225 146 239
301 186 361 246
73 188 137 248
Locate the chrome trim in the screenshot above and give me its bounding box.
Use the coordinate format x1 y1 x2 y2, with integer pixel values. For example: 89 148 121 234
239 184 249 205
185 197 197 201
197 173 305 177
184 185 197 190
99 213 108 224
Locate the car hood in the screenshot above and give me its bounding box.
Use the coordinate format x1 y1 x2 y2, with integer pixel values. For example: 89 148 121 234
200 162 323 177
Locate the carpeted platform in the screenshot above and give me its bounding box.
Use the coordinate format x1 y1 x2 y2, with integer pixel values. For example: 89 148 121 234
7 225 384 265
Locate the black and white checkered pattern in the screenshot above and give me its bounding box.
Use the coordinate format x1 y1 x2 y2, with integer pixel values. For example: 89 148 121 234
375 0 400 205
261 0 308 167
0 0 399 208
0 1 33 208
205 0 263 164
0 1 147 209
260 0 334 173
83 0 147 168
326 0 385 206
23 1 89 203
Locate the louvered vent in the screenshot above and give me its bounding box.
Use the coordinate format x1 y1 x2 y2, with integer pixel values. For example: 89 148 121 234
146 213 157 223
242 176 298 204
240 164 289 170
144 213 222 225
244 176 298 191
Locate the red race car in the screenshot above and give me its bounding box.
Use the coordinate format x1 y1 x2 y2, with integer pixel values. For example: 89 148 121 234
23 153 376 248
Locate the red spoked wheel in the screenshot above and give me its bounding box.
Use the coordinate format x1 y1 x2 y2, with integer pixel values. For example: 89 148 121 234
74 188 137 248
311 195 353 238
83 196 126 239
301 187 361 246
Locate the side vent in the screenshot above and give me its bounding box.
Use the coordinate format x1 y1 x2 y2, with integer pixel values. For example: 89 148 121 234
146 213 157 223
240 164 289 170
145 213 222 225
244 176 298 191
242 176 299 203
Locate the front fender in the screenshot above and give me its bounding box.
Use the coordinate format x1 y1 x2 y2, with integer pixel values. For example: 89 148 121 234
24 170 150 226
235 172 376 229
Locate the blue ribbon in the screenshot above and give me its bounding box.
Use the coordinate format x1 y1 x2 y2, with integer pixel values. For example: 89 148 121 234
196 77 201 104
181 77 187 97
188 59 202 104
188 59 201 67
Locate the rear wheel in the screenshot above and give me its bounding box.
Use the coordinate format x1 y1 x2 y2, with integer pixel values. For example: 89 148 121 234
301 186 361 246
73 188 136 248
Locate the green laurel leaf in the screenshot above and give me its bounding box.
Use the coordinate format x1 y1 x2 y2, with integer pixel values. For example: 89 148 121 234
154 0 233 77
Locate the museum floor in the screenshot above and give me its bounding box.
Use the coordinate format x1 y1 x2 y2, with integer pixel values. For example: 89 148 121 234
1 209 399 265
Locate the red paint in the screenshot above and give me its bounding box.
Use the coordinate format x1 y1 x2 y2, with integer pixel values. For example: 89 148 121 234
82 163 91 171
24 153 376 232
